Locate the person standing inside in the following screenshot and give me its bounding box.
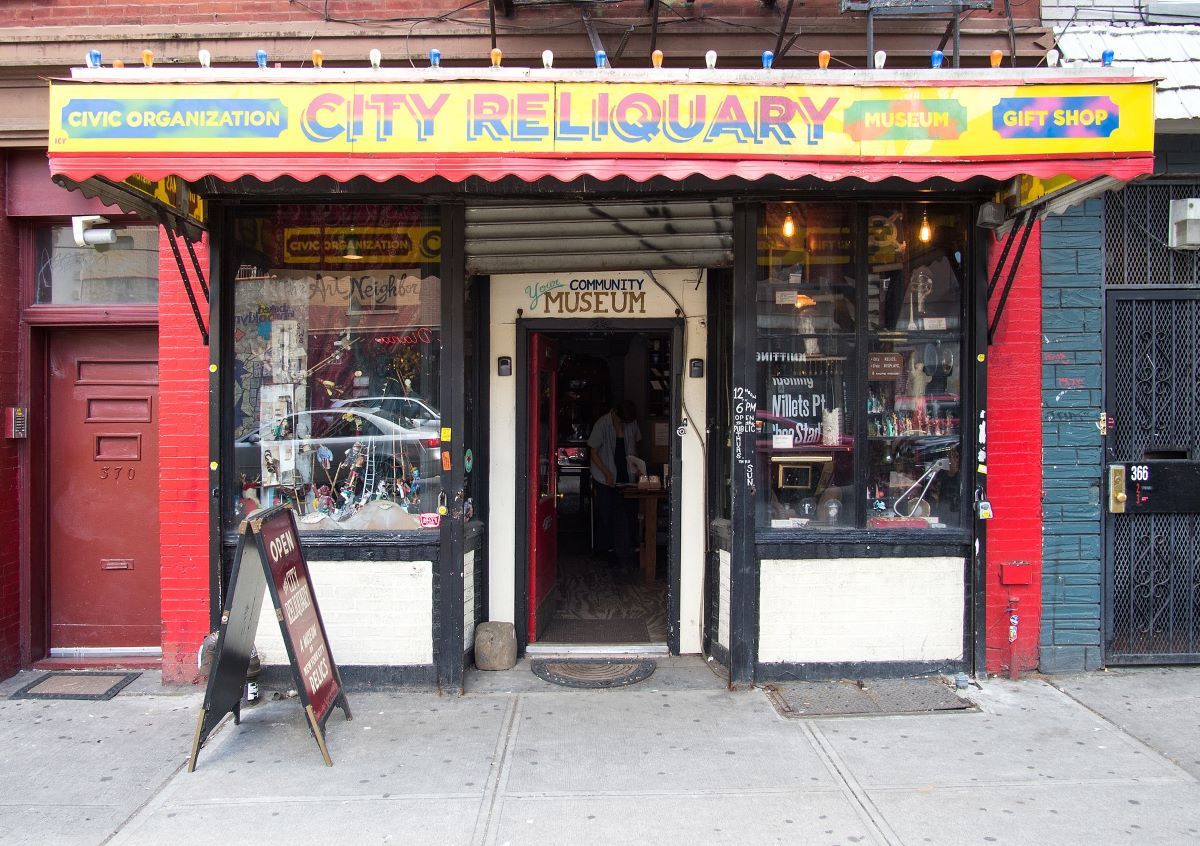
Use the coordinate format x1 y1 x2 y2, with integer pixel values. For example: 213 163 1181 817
588 400 641 576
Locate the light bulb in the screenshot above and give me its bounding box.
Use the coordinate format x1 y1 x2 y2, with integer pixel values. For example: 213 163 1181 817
542 49 554 68
930 50 944 69
490 47 502 68
595 50 608 69
199 49 211 68
782 213 796 239
1102 48 1114 67
312 49 324 69
1046 48 1060 68
874 50 886 69
430 48 442 68
113 59 125 68
990 49 1002 68
705 50 717 69
86 49 102 68
651 49 663 69
762 50 774 70
142 49 154 68
369 48 382 69
255 49 268 69
918 213 932 243
818 50 831 70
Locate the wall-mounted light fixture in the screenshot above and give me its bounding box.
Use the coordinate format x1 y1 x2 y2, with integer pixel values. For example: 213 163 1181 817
71 215 118 247
342 227 363 260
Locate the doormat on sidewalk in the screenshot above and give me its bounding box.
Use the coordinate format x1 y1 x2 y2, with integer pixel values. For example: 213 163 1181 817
765 677 973 718
540 617 651 644
10 671 141 701
531 658 656 689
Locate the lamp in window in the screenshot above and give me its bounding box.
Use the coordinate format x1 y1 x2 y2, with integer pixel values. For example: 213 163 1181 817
918 211 932 244
342 227 363 261
794 293 816 309
781 212 796 239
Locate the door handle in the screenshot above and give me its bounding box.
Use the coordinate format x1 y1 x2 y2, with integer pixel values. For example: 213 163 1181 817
1108 464 1128 513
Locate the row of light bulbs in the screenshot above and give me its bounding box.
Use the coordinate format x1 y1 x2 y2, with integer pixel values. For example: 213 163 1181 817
84 46 1111 70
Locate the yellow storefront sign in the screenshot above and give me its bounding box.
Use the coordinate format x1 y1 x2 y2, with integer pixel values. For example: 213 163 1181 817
49 80 1155 160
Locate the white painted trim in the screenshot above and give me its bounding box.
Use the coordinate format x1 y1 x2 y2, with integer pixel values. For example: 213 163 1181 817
49 647 163 658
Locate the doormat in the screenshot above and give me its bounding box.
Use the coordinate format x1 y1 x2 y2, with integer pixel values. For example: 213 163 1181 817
531 658 656 689
540 617 651 644
765 677 973 718
10 671 141 701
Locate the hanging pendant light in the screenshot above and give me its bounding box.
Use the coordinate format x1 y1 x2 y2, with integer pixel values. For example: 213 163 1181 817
918 211 932 243
343 227 363 260
782 212 796 239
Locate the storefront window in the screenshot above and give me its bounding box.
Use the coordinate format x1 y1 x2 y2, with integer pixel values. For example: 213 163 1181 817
34 224 159 304
227 204 442 533
757 202 967 531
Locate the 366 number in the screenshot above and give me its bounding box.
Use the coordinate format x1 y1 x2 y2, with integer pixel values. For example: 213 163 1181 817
100 466 136 480
1129 465 1150 482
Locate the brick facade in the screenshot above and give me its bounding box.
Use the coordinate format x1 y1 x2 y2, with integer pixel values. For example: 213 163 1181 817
0 154 21 678
985 222 1045 675
1039 199 1105 672
157 231 212 683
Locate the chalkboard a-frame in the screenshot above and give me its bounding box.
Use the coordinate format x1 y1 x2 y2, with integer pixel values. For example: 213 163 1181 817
188 505 352 770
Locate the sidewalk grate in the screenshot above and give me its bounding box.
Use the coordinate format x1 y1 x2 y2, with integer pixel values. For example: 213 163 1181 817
765 677 973 718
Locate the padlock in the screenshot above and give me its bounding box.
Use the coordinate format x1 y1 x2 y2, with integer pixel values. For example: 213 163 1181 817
976 500 993 520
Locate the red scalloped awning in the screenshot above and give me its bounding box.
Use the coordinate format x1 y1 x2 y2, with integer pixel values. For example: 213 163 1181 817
48 151 1155 186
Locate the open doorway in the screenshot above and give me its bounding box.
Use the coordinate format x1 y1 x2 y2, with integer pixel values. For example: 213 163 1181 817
526 326 676 647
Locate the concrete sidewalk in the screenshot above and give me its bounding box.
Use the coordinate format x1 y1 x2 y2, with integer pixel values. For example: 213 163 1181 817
1 659 1199 845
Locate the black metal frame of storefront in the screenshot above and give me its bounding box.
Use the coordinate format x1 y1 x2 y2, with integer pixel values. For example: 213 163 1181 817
203 179 994 689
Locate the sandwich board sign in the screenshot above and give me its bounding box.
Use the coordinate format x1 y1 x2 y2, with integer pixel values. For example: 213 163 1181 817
188 505 351 770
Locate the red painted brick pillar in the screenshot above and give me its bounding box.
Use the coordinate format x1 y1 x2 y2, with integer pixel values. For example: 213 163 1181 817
984 223 1044 675
0 155 21 679
158 230 211 684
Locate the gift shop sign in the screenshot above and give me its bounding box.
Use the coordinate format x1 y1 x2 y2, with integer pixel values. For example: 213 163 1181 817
49 81 1154 161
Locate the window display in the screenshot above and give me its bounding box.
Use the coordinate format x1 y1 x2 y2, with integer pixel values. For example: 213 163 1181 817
757 201 967 531
227 204 442 533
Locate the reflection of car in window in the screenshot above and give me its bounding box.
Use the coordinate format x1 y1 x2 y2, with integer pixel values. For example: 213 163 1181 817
332 395 439 423
235 407 441 515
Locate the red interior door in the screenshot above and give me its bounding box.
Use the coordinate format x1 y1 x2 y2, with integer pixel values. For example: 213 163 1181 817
528 334 558 641
48 329 161 649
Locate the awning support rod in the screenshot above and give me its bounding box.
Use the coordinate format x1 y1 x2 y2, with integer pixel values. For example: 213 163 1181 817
773 0 797 62
183 231 210 301
987 208 1035 346
159 210 210 346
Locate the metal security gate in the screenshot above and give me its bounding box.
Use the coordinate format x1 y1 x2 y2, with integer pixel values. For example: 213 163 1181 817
1105 290 1200 661
465 200 733 274
1104 184 1200 663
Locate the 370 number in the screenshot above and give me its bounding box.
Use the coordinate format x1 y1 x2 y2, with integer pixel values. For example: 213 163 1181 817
100 466 136 481
1129 465 1150 482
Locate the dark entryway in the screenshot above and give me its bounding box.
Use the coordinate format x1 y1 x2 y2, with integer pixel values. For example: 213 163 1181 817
525 326 676 647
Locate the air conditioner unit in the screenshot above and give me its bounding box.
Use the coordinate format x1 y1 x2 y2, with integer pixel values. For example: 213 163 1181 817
1168 199 1200 250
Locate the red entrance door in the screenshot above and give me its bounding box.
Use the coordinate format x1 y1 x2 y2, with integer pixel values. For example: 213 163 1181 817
48 330 161 649
528 334 558 641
